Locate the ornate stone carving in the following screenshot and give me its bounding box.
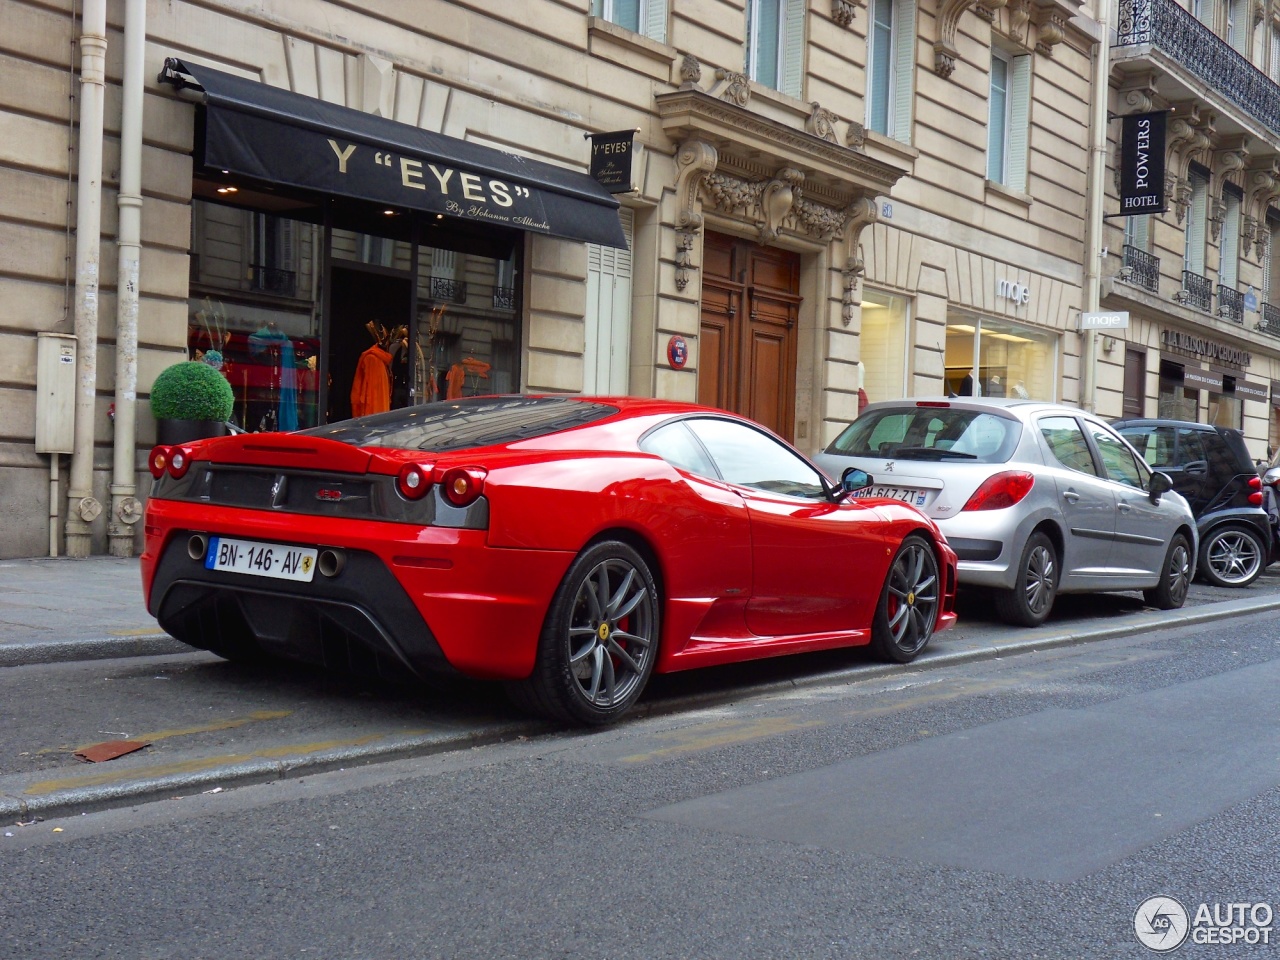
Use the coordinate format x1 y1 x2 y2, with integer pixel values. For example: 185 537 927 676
1209 196 1227 241
674 138 719 231
1035 15 1066 55
701 167 873 245
832 0 859 26
1246 159 1280 257
806 103 842 143
846 120 867 150
760 168 805 241
840 198 879 321
704 171 766 219
709 68 751 107
1010 0 1032 38
795 195 850 241
675 229 697 291
936 0 1008 76
1121 73 1161 114
679 53 702 89
842 256 865 326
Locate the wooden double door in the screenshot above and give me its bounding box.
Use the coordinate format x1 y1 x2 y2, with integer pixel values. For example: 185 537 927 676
698 232 801 440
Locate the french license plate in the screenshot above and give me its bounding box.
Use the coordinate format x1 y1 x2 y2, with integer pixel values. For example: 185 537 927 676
205 536 317 582
852 485 930 507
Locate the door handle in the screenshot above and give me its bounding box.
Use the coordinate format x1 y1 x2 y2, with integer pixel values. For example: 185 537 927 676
1063 491 1080 503
1118 502 1132 514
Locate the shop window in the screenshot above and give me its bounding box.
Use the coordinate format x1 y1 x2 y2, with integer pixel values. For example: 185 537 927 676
987 49 1030 190
945 316 1056 401
746 0 805 97
188 200 322 432
860 289 909 403
1209 384 1243 429
866 0 915 143
585 208 634 395
1158 359 1198 420
593 0 667 42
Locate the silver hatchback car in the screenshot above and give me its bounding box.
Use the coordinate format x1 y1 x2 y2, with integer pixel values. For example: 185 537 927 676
816 398 1197 626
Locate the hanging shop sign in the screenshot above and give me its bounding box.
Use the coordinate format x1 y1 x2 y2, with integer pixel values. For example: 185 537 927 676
1232 379 1270 401
1119 111 1167 215
1080 310 1130 330
1160 329 1251 367
1182 367 1222 391
158 58 627 248
587 130 637 194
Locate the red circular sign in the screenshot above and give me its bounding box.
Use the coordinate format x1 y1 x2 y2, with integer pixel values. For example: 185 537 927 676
667 335 688 369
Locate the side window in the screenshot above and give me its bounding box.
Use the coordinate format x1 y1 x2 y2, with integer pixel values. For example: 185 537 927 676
1118 425 1175 467
686 418 826 498
1089 424 1146 488
639 421 719 478
1039 416 1099 476
1177 428 1208 465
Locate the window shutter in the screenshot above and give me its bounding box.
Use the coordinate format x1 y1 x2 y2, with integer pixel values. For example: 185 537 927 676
1222 191 1241 289
1230 0 1249 51
987 55 1009 182
1268 215 1280 303
891 0 916 143
584 208 634 395
781 0 806 97
644 0 668 43
1006 55 1031 192
867 0 892 134
1186 172 1208 275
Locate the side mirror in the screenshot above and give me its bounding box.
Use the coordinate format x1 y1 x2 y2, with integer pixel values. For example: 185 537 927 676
1148 470 1173 504
841 467 873 495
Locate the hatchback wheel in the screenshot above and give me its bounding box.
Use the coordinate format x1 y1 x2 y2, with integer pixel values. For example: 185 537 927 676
994 531 1058 627
1197 524 1265 588
1144 532 1192 609
508 540 659 725
870 534 940 663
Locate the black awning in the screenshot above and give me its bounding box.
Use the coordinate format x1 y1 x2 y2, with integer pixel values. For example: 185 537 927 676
160 58 628 249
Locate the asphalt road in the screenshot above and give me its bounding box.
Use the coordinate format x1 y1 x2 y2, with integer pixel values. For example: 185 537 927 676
1 604 1278 959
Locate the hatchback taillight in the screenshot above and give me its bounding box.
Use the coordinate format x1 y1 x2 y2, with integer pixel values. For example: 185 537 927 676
396 463 432 500
148 445 171 479
438 466 487 507
961 471 1035 511
1248 475 1263 505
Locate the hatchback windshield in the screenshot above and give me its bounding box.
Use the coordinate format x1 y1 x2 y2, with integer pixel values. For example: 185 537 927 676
825 407 1022 463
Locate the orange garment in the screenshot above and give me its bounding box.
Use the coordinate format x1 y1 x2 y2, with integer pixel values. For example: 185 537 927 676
350 345 393 418
445 363 467 401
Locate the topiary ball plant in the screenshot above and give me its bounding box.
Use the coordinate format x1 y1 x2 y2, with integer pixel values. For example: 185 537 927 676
150 360 235 422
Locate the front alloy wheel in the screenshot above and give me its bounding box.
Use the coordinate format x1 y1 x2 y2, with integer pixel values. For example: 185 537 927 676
870 534 941 664
1198 524 1265 588
509 540 659 725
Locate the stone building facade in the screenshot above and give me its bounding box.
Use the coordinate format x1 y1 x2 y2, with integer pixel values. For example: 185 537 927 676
2 0 1108 559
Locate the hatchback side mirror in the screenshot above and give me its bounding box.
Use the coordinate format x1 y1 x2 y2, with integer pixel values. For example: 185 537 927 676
1149 470 1173 504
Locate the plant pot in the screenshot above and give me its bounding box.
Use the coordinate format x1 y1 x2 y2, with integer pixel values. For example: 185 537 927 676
156 418 228 446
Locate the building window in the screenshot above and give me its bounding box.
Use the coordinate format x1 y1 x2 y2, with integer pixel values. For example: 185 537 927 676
945 315 1057 401
746 0 805 96
1124 214 1150 252
1265 211 1280 306
1227 0 1249 52
866 0 916 143
1221 186 1242 291
592 0 667 43
860 289 910 402
1185 166 1209 277
987 50 1030 190
585 208 634 395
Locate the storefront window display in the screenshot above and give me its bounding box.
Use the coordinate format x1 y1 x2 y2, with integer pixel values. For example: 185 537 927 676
1208 389 1242 430
1157 360 1198 420
860 289 909 404
944 316 1056 400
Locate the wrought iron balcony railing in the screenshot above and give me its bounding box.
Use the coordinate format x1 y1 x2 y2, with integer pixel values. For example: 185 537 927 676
1179 271 1213 311
1121 245 1160 292
429 277 467 303
1116 0 1280 140
1260 302 1280 336
1217 285 1244 323
249 264 297 297
492 286 516 311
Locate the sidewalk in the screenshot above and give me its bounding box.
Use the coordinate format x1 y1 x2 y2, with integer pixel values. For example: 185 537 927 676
0 557 188 666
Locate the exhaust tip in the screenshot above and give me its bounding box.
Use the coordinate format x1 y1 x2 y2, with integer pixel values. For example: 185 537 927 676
318 548 346 578
187 534 209 561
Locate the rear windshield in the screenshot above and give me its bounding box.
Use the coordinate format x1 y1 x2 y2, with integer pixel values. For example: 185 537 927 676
825 407 1022 463
299 396 618 452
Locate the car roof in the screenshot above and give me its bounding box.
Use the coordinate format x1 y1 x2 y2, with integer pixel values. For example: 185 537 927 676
1110 417 1217 432
857 396 1094 419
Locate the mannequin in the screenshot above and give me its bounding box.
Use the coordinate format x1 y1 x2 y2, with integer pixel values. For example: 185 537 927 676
350 321 394 418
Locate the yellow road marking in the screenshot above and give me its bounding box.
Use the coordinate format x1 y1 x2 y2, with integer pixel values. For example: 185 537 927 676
617 717 824 763
38 709 293 755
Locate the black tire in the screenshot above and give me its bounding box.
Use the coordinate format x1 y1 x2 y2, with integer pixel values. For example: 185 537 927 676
994 531 1058 627
507 540 659 725
1197 523 1265 588
1144 532 1193 609
870 534 941 664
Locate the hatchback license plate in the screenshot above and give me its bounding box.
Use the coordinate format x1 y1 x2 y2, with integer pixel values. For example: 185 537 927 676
205 536 317 582
852 485 929 507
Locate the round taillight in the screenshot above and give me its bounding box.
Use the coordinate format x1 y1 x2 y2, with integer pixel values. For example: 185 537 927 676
397 464 431 500
168 447 192 479
148 446 170 479
440 466 487 507
961 471 1036 512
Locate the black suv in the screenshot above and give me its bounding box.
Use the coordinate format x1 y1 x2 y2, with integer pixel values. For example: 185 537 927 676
1112 419 1271 587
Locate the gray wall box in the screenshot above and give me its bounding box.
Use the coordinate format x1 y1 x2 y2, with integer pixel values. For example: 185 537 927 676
35 333 77 455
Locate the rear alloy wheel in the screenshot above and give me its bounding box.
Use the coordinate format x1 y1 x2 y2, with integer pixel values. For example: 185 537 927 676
1197 524 1265 588
509 540 659 725
1144 532 1192 609
994 531 1058 627
870 534 941 663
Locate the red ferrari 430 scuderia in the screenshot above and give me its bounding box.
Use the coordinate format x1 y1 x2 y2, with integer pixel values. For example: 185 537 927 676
142 396 957 724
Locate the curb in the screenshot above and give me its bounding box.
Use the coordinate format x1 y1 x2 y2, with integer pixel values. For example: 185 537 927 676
4 594 1279 823
0 634 194 668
